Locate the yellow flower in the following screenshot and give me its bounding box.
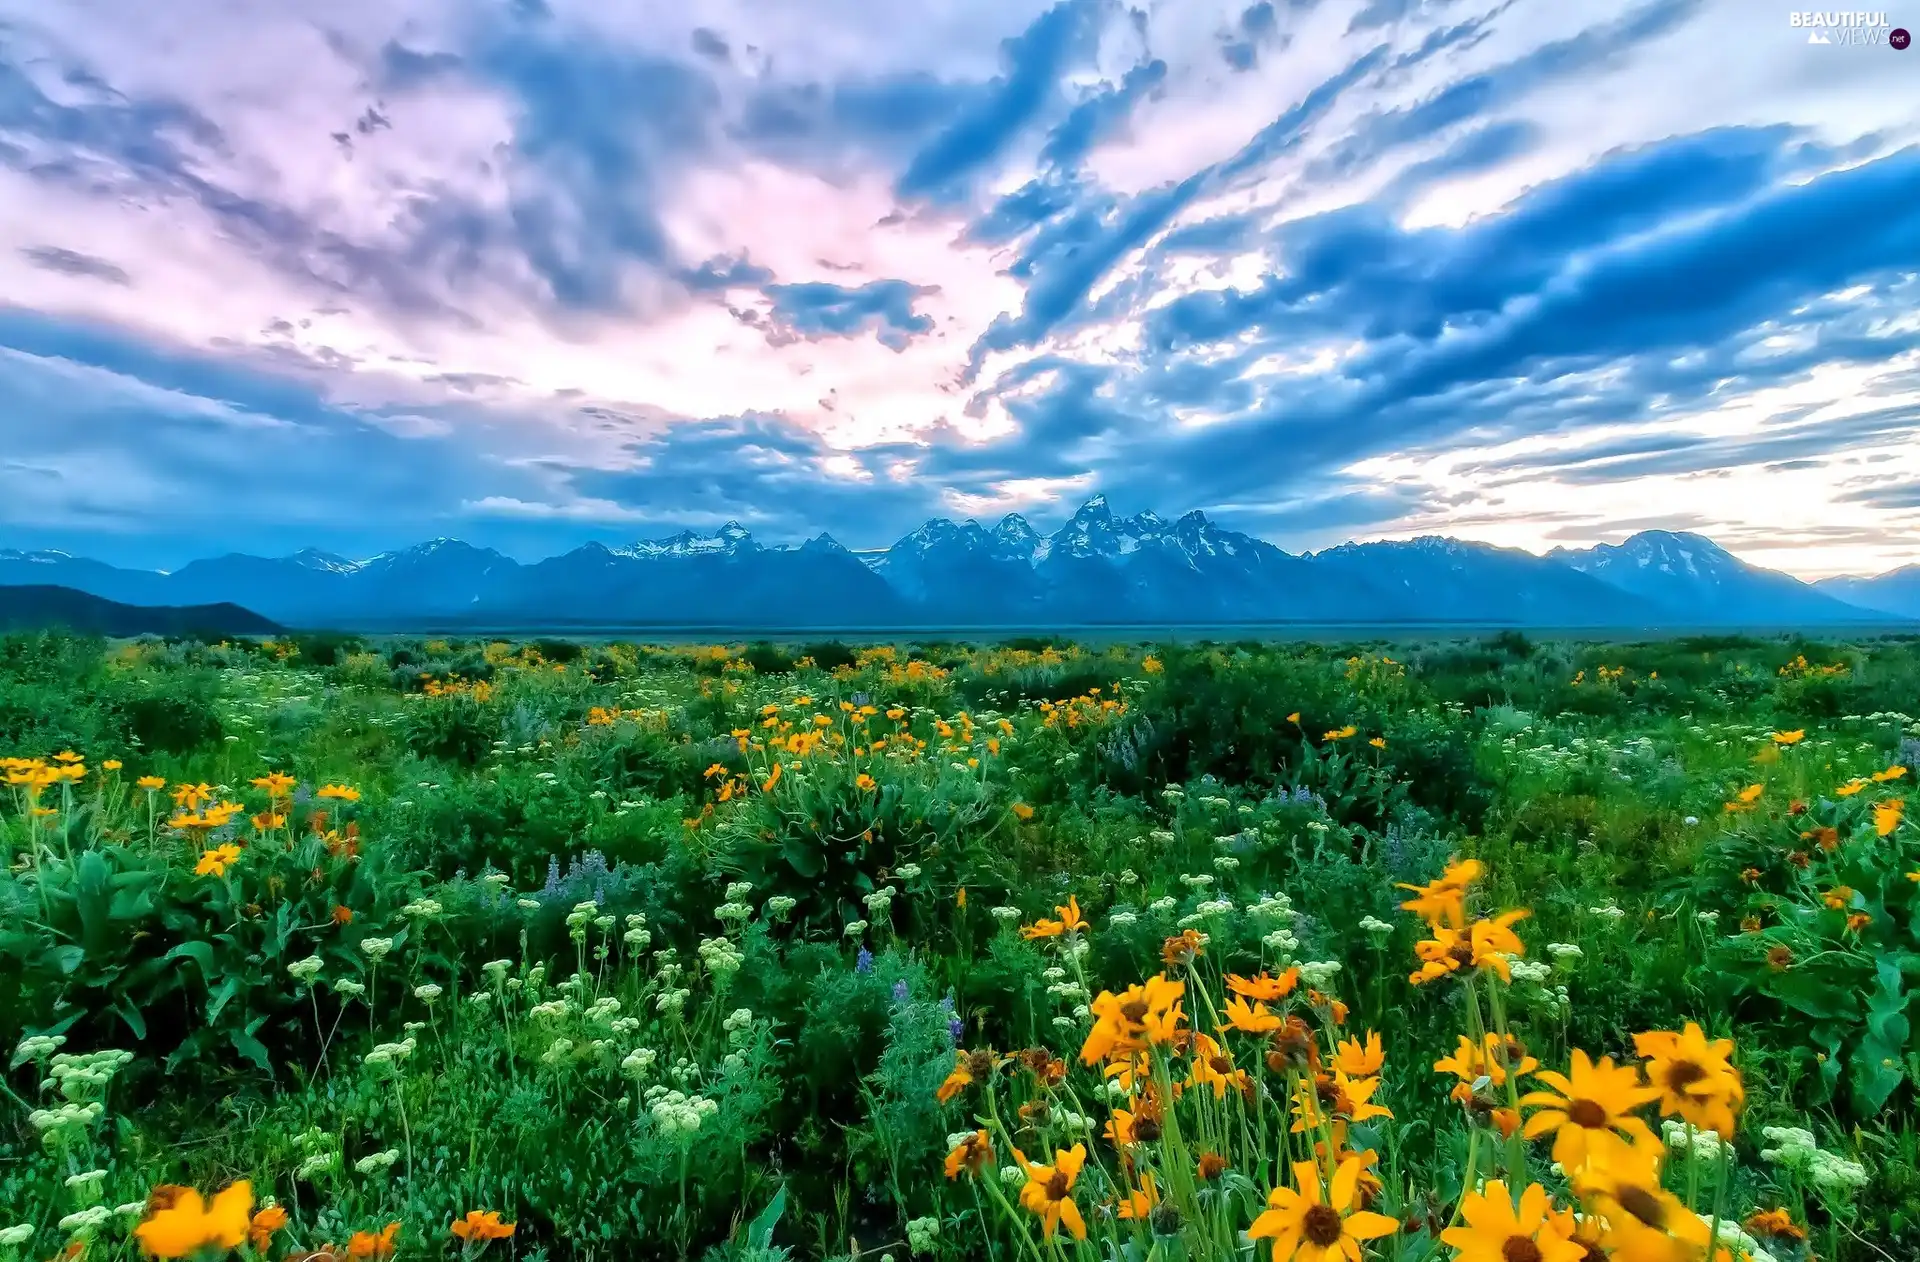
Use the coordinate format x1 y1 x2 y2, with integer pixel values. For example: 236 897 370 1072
855 773 877 792
1323 725 1358 741
1015 1144 1087 1240
944 1129 993 1179
1396 858 1484 929
137 775 166 791
135 1182 253 1259
102 759 123 771
1187 1034 1250 1099
1333 1031 1383 1077
1012 802 1034 821
1227 969 1298 1001
1080 974 1185 1064
248 1205 288 1251
1020 896 1088 941
317 783 360 802
1286 711 1301 724
1520 1050 1660 1171
1572 1143 1713 1260
195 844 245 878
1115 1171 1160 1219
1222 995 1282 1035
1247 1157 1397 1259
1770 730 1805 745
936 1048 1005 1103
1632 1022 1743 1138
1836 779 1867 797
1368 736 1386 749
1410 910 1527 985
1440 1181 1585 1262
1873 798 1903 837
449 1210 515 1241
347 1221 401 1258
1871 765 1908 782
250 771 296 798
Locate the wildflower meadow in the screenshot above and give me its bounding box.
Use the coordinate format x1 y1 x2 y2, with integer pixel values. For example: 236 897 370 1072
2 630 1917 1261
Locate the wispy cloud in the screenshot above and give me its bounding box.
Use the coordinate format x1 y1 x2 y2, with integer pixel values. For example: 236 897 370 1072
0 0 1916 576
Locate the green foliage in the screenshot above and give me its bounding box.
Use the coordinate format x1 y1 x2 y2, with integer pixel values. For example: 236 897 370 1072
3 629 1919 1260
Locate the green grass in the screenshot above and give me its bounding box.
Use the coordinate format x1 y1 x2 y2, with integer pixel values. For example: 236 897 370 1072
1 629 1915 1261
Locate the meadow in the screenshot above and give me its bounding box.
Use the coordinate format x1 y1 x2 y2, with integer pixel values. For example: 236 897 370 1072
1 628 1916 1262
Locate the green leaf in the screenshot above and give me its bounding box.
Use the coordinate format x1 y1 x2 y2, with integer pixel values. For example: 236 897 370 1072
745 1183 786 1249
782 836 824 879
229 1023 271 1073
112 997 148 1041
166 939 216 978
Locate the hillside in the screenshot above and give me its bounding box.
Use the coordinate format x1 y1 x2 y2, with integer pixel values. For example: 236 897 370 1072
0 585 283 637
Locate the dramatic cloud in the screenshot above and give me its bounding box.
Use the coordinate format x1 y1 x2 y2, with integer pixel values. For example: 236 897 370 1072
0 0 1916 576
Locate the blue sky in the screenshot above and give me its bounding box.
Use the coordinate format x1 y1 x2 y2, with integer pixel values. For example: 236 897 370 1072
1 0 1917 576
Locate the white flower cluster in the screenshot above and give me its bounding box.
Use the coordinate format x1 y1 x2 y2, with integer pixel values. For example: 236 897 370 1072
990 905 1022 923
28 1100 105 1145
621 1047 658 1078
714 901 752 923
528 1000 572 1023
363 1038 416 1068
647 1088 717 1136
1178 873 1216 889
764 895 797 920
541 1037 575 1065
294 1130 338 1180
482 959 513 983
1298 960 1342 988
1108 910 1138 928
1149 896 1177 914
844 920 870 938
625 926 653 950
1662 1119 1730 1160
13 1033 66 1064
353 1148 401 1176
359 937 394 962
699 935 744 978
400 897 443 920
565 900 600 939
585 997 623 1022
863 887 897 916
1760 1126 1869 1195
725 880 753 901
1586 902 1627 923
1358 916 1393 937
1263 929 1300 955
1546 942 1582 962
413 983 442 1005
1149 830 1175 844
1249 894 1295 921
1118 868 1139 884
47 1050 134 1099
656 988 691 1015
287 955 324 983
0 1226 37 1247
906 1216 941 1256
1507 959 1553 985
895 864 922 880
57 1206 111 1234
1213 856 1241 872
723 1007 756 1041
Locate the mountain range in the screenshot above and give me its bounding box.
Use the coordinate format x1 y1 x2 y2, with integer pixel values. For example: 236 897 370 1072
0 496 1908 630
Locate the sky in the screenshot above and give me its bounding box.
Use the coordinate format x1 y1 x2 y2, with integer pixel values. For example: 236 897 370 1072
1 0 1918 579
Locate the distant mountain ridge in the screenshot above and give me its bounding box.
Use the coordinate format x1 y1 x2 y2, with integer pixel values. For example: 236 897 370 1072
0 500 1906 630
0 585 282 637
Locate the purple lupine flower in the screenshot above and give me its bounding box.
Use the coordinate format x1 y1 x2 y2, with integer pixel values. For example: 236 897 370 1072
891 979 910 1005
855 947 874 974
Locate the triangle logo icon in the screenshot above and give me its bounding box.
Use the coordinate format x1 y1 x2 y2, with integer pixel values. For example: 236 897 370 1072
1808 29 1831 43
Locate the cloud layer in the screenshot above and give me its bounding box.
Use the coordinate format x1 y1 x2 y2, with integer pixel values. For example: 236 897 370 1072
1 0 1916 576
